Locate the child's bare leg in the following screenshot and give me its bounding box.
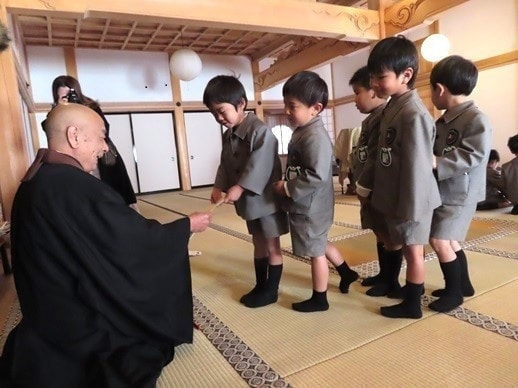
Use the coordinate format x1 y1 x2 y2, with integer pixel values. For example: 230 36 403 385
325 243 358 293
380 244 424 319
242 234 283 308
292 255 329 312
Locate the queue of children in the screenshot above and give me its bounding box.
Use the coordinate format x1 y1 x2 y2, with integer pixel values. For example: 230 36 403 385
204 35 493 319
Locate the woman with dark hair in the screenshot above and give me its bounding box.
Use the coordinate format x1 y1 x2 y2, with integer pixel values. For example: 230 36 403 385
48 75 138 211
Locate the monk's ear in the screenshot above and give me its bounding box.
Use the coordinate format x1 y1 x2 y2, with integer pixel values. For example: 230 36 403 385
66 126 80 149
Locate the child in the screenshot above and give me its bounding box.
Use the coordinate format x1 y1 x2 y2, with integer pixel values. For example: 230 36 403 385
476 150 511 210
273 71 358 313
203 75 289 308
358 35 441 318
348 66 403 297
429 55 492 312
500 135 518 215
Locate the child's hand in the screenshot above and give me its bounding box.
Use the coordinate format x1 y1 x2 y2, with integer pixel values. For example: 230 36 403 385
211 188 223 204
225 185 244 203
432 155 437 169
273 180 286 197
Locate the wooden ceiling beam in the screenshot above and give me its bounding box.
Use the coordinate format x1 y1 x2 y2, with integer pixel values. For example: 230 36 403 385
6 0 380 41
254 39 367 91
250 36 295 62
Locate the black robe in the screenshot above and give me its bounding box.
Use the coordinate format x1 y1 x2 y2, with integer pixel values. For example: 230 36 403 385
0 150 193 388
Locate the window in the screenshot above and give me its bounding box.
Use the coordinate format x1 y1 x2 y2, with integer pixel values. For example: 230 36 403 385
265 109 335 155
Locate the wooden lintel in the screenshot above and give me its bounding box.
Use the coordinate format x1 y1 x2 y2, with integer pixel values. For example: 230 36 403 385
7 0 380 41
255 40 368 92
251 36 295 62
384 0 469 37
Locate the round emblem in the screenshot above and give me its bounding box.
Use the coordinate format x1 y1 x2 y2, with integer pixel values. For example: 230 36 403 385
446 129 459 146
385 127 396 146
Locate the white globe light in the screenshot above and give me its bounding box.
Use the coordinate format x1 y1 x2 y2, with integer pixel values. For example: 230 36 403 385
169 49 202 81
421 34 450 62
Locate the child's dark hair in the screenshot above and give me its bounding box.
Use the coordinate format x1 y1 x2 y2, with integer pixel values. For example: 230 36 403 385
488 149 500 163
349 66 371 90
282 71 328 109
203 75 248 110
430 55 478 96
508 134 518 154
367 35 418 88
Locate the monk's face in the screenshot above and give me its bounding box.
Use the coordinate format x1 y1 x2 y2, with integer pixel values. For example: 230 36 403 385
76 115 108 173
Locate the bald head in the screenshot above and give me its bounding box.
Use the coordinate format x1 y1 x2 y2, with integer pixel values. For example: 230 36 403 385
45 103 108 172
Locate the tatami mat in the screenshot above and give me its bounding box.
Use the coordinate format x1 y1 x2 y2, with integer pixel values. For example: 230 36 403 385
157 329 247 388
286 314 518 387
2 187 517 387
462 279 518 324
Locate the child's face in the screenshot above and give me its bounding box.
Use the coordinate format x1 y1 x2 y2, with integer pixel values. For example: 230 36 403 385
208 100 245 129
352 85 379 114
283 97 321 128
370 68 412 99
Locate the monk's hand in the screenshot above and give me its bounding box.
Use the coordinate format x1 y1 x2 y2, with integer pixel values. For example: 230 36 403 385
273 180 286 196
189 212 212 233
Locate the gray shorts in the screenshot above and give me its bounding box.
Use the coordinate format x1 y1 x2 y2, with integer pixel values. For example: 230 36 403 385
430 203 477 241
386 211 433 245
361 201 389 234
289 212 332 257
246 211 289 239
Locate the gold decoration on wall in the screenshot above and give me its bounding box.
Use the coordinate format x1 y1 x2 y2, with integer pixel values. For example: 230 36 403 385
312 9 378 37
386 0 426 28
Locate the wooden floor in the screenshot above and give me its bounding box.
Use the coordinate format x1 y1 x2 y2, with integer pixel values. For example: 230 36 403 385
1 184 517 387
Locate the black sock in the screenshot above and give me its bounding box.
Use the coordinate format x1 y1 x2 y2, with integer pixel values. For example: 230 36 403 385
244 264 283 308
380 281 423 319
240 257 268 304
292 290 329 312
361 242 385 286
335 262 358 293
432 250 474 297
429 259 463 312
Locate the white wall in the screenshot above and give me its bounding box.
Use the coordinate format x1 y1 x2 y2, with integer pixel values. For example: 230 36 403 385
75 49 172 103
181 54 254 102
27 46 67 103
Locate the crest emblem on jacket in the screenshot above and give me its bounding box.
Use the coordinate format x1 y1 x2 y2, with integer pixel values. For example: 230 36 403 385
442 128 459 155
285 166 302 181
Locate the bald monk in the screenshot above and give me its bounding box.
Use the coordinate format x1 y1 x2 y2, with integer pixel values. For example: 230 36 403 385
0 103 212 388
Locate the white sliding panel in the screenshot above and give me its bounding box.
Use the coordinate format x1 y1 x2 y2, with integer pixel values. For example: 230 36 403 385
131 113 180 192
184 112 223 187
105 114 138 193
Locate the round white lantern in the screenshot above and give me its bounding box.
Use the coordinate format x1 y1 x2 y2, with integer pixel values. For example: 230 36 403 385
421 34 450 62
169 49 202 81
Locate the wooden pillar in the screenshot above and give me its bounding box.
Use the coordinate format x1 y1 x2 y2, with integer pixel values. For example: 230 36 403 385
64 47 78 79
0 2 29 220
170 61 191 190
251 60 264 120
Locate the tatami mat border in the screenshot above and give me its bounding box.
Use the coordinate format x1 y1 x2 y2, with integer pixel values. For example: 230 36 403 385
193 296 290 387
445 306 518 341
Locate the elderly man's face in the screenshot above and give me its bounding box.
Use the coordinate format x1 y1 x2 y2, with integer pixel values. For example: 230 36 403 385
76 117 108 173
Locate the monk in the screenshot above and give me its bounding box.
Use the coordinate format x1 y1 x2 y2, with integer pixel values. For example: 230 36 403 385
0 103 211 387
